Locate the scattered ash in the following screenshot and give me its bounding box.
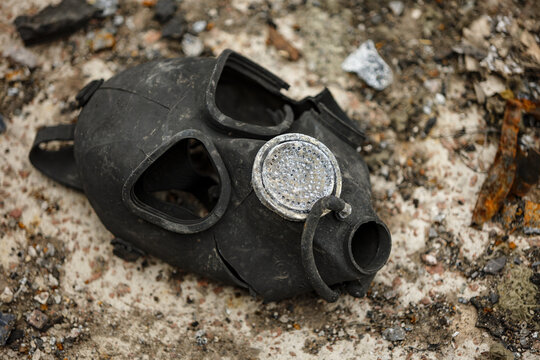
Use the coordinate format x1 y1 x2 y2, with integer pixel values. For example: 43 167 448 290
362 283 457 351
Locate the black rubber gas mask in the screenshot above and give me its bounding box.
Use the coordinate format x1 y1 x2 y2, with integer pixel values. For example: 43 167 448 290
30 50 391 302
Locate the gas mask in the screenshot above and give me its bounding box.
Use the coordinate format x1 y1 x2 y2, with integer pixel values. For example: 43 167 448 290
30 50 391 302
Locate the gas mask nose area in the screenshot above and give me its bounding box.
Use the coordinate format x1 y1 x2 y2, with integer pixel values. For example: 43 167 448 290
348 221 392 274
252 133 342 220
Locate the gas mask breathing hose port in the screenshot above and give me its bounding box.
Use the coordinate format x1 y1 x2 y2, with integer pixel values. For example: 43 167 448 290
348 220 391 274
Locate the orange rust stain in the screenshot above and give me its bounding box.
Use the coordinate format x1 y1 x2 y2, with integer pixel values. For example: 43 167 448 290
523 201 540 231
142 0 157 6
5 69 26 82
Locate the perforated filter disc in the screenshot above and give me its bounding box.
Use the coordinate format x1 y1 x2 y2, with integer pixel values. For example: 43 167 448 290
252 133 342 221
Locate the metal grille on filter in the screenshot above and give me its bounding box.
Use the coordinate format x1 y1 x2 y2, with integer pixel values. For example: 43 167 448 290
252 133 342 221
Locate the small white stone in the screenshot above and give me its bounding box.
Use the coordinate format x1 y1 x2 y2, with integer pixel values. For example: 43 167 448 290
192 20 207 33
8 87 19 96
113 15 124 27
68 327 81 339
411 9 422 20
435 93 446 105
45 243 55 257
40 201 49 211
424 78 442 93
181 34 204 57
342 40 393 90
34 291 49 305
28 246 38 258
53 294 62 304
48 274 59 287
278 314 289 323
388 1 404 16
423 254 438 266
32 349 43 360
0 287 14 304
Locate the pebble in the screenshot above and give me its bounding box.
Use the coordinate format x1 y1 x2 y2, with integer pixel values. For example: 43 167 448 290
388 1 404 16
28 246 37 258
383 290 398 300
195 329 207 346
428 227 438 238
45 243 55 257
3 46 39 68
47 274 59 287
192 20 207 33
424 78 442 93
484 256 506 274
488 292 499 304
91 0 118 17
9 208 22 220
383 327 406 341
434 93 446 105
143 29 162 45
0 287 14 304
154 0 177 23
90 30 116 52
433 213 446 223
7 88 19 96
182 34 204 57
26 310 49 330
53 294 62 304
1 312 16 346
34 292 49 305
422 253 438 266
113 15 124 26
341 40 394 90
162 17 185 39
68 327 81 339
411 9 422 20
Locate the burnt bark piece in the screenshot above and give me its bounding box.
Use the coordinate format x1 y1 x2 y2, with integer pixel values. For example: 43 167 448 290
14 0 98 45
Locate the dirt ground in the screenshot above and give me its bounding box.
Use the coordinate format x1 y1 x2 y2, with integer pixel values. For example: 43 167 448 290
1 0 539 359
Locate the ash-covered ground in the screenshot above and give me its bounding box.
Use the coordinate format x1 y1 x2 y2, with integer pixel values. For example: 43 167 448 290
1 0 539 359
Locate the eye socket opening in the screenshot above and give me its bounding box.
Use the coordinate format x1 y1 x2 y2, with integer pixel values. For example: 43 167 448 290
133 138 220 222
215 65 288 127
348 221 391 273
